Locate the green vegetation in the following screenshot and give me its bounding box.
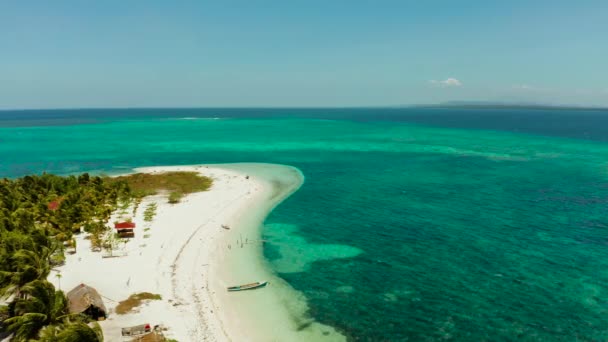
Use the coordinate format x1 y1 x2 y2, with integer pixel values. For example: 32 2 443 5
0 173 128 295
109 171 212 203
115 292 162 315
38 321 104 341
132 196 143 216
102 232 126 257
118 198 131 217
2 280 103 341
0 173 127 340
143 203 157 222
167 191 183 204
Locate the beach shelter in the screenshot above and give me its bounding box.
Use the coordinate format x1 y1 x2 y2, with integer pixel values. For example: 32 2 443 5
66 283 107 320
114 222 136 229
115 221 136 238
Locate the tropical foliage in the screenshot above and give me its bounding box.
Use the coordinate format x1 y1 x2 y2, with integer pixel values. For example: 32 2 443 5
0 173 126 340
3 280 103 341
38 321 103 342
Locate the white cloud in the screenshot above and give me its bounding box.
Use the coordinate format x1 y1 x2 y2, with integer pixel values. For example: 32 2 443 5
429 78 462 87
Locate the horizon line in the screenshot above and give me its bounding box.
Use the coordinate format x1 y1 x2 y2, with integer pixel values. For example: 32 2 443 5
2 102 608 112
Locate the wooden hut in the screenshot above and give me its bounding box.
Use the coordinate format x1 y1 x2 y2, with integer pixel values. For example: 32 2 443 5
66 283 107 320
115 221 136 238
115 222 136 229
48 201 60 211
47 197 64 211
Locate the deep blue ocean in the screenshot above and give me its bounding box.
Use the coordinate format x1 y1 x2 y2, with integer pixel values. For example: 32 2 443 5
2 107 608 341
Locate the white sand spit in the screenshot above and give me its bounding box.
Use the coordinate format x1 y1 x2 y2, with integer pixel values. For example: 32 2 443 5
49 163 345 342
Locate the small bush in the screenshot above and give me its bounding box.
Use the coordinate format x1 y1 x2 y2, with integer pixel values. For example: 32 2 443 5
168 192 183 204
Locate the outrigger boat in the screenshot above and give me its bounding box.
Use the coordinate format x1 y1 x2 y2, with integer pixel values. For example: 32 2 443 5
227 281 268 292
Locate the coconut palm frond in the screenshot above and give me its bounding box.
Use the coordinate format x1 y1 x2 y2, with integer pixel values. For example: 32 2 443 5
55 322 103 342
4 312 47 342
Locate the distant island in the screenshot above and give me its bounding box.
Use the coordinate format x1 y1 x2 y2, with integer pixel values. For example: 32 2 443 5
415 101 608 112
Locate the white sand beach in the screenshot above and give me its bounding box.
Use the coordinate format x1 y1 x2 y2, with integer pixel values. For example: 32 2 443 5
48 163 345 342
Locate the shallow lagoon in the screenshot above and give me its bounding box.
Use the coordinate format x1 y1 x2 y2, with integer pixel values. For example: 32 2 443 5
2 108 608 340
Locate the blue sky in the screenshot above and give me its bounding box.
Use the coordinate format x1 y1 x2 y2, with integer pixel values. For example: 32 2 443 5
1 1 607 108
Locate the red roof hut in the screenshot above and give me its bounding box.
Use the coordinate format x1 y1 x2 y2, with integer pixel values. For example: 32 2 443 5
114 222 136 229
114 221 136 238
48 201 60 211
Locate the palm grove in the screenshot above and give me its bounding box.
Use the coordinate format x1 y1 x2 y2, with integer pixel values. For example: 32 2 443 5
0 173 130 341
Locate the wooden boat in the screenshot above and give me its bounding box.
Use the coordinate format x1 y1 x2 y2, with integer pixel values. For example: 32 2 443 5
227 281 268 292
221 224 230 230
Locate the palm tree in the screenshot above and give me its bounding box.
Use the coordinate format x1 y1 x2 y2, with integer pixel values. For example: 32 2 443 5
55 272 62 291
54 322 103 342
0 172 127 342
37 324 62 341
38 321 103 342
0 248 52 298
3 280 68 341
2 312 48 341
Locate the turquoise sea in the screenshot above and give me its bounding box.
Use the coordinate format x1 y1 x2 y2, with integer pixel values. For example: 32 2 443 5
2 108 608 341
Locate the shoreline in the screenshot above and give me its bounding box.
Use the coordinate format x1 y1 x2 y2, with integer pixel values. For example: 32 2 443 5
48 163 345 341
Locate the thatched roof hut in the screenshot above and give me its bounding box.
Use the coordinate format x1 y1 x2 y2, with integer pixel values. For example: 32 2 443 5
66 283 107 320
